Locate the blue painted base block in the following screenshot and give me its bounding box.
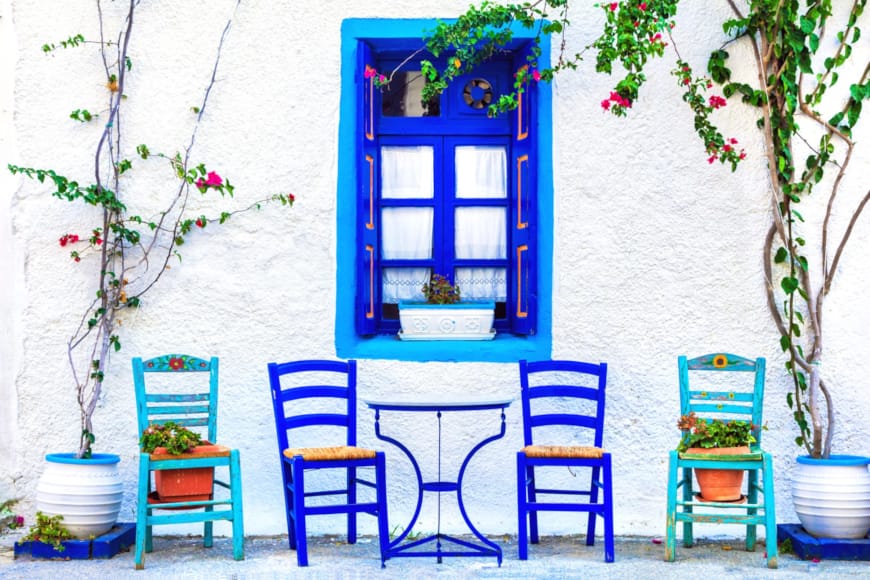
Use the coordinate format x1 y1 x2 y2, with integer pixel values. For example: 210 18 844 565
14 522 136 560
778 523 870 561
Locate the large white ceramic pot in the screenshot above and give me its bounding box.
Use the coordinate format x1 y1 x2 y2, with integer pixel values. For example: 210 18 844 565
36 453 123 538
792 454 870 539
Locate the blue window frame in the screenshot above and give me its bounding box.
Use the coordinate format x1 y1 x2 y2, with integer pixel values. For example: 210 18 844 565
336 19 552 362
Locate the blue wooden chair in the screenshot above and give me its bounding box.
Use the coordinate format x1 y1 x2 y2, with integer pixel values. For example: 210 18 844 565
267 359 389 567
516 359 614 562
132 354 244 570
665 353 777 568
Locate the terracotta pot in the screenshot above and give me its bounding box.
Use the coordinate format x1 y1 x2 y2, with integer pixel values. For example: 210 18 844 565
150 443 227 502
686 446 750 501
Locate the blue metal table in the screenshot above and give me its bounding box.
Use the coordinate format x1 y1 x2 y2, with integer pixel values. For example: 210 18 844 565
362 397 513 566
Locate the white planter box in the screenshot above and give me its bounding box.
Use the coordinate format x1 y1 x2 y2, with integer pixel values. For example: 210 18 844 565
398 301 496 341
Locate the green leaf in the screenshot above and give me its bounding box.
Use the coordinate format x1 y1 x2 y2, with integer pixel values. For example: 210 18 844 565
781 276 799 294
780 334 791 351
774 247 788 263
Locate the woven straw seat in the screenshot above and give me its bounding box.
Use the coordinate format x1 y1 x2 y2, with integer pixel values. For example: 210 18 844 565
284 445 377 461
521 445 605 459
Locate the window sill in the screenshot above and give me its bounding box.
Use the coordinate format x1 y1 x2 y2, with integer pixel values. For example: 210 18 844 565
336 331 551 363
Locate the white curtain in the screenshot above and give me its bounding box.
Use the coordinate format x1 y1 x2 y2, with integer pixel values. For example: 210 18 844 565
381 146 434 199
381 146 434 302
455 146 507 199
379 144 509 303
454 146 507 300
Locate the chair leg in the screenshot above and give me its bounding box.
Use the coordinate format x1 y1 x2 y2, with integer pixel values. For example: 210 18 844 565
681 466 694 548
281 461 297 550
762 453 778 569
135 455 150 570
586 465 601 547
292 459 309 567
516 454 529 560
375 453 389 568
664 451 678 562
602 455 615 563
230 450 245 561
745 468 758 551
204 511 214 548
347 465 357 544
527 465 540 544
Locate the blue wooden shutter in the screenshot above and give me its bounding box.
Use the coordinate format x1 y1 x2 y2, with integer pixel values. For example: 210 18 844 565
510 49 537 335
356 41 379 335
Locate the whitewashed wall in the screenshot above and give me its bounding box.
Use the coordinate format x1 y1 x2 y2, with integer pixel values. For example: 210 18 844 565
2 0 868 542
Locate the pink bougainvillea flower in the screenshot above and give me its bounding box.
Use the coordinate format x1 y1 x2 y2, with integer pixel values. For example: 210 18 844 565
723 144 732 152
364 66 376 79
739 151 747 160
378 74 386 84
532 69 541 82
288 193 296 203
649 33 662 43
168 357 185 371
601 99 611 111
709 95 727 109
729 137 739 144
639 2 647 9
205 171 223 187
708 155 718 164
609 2 618 11
59 233 80 247
195 178 206 189
195 218 205 228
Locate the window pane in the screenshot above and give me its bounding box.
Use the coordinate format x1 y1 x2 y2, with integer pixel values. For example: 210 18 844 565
455 146 507 199
381 71 440 117
381 207 433 259
382 146 434 199
455 267 506 301
455 207 506 259
383 267 429 303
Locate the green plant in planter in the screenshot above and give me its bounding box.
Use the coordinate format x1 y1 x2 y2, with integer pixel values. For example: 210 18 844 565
17 512 74 552
140 422 203 455
676 412 757 453
421 274 461 304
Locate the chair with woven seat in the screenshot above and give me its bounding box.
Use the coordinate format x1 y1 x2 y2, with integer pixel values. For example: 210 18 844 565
516 359 614 562
267 359 389 567
665 353 777 568
132 354 244 570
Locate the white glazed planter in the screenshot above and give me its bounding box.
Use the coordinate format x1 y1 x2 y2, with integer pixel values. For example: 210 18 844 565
36 453 123 538
398 301 496 340
791 454 870 539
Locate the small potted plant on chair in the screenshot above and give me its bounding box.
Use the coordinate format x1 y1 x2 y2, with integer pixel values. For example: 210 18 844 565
140 422 221 502
677 412 758 501
398 273 496 341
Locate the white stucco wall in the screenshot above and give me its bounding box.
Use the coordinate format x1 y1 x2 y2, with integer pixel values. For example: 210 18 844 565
2 0 868 542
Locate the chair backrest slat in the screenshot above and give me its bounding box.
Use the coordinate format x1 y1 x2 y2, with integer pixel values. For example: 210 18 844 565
679 353 766 445
520 359 608 448
530 414 597 430
133 354 219 444
267 360 358 453
276 385 351 403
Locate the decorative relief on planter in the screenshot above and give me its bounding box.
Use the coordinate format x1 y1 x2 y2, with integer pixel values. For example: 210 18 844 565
398 301 496 341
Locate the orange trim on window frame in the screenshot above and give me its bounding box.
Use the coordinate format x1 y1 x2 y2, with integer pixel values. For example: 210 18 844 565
516 66 528 141
365 245 374 318
517 154 529 230
516 244 528 318
365 155 374 230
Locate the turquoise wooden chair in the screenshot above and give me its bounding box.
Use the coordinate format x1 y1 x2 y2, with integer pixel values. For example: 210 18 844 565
133 354 244 570
267 359 389 567
665 353 777 568
516 359 614 562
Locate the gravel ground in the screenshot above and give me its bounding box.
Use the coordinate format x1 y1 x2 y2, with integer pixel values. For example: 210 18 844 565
2 531 868 579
